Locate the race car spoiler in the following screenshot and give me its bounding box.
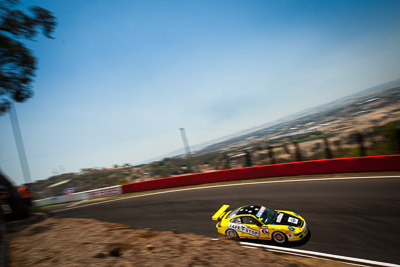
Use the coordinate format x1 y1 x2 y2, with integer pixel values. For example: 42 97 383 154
212 205 230 221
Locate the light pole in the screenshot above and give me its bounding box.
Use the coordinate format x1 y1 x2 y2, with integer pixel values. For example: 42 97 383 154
9 103 31 184
179 128 193 172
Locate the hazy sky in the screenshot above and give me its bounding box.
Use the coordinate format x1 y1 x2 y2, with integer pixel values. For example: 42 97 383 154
1 0 400 185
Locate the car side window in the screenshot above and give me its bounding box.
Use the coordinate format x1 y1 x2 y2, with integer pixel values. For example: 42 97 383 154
231 217 242 224
242 216 261 226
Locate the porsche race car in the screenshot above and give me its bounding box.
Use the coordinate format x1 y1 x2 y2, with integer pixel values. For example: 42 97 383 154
212 204 308 244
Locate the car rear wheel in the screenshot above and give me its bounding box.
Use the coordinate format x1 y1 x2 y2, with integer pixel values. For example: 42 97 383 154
272 231 287 244
225 229 238 239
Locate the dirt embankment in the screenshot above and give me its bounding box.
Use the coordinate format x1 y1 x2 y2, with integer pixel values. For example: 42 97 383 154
7 216 350 267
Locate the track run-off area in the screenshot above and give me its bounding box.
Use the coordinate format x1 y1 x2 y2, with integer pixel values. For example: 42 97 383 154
48 175 400 265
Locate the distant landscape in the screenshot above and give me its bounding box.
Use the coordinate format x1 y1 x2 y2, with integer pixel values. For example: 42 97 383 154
32 79 400 198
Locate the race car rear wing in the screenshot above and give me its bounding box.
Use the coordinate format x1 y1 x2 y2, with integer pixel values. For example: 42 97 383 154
212 205 230 221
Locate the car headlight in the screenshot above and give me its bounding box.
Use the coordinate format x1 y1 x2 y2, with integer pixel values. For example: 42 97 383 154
301 222 307 232
288 226 295 232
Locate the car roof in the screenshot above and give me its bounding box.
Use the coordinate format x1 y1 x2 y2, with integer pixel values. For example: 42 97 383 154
236 205 263 216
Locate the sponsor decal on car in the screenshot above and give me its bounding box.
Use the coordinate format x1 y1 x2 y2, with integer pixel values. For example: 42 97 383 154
260 228 269 235
288 217 299 224
276 213 284 223
256 206 266 218
244 236 258 240
228 223 260 237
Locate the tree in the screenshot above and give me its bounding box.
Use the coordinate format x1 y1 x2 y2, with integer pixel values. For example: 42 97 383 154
293 142 303 161
355 132 366 157
0 0 56 115
323 137 333 159
267 146 276 164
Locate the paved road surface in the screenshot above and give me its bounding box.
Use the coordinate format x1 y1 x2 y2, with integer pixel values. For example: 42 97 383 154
50 176 400 264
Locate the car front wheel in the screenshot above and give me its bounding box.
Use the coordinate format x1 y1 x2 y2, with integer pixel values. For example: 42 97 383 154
225 229 238 239
272 231 287 244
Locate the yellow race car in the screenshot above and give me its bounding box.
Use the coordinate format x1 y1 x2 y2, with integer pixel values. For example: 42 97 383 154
212 204 308 244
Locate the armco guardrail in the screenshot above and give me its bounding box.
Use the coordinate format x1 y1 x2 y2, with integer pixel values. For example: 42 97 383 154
121 155 400 194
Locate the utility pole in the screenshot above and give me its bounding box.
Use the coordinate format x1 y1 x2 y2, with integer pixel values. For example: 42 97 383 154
9 103 31 184
179 128 193 172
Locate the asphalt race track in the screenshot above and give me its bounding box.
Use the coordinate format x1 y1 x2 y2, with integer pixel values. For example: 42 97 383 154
49 176 400 265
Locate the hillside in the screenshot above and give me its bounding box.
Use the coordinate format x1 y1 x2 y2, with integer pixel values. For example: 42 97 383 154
192 79 400 156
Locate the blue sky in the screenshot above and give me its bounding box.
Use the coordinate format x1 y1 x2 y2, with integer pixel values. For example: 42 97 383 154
1 0 400 185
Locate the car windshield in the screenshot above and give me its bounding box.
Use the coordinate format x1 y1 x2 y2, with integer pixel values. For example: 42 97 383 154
259 208 276 224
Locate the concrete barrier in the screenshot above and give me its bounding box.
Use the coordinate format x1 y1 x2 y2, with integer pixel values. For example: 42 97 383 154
121 155 400 194
34 186 122 206
85 185 122 199
34 191 87 206
35 155 400 206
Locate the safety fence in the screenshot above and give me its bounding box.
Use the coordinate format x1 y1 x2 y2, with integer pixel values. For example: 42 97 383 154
35 155 400 207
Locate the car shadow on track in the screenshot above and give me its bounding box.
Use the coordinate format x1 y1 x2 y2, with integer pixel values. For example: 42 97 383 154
241 229 312 248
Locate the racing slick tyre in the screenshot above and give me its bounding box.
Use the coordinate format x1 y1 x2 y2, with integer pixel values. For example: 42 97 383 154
272 231 287 244
225 229 239 240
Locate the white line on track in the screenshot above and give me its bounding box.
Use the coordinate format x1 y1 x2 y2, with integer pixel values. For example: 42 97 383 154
52 175 400 213
239 242 400 267
262 249 368 267
214 238 385 266
66 199 87 208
